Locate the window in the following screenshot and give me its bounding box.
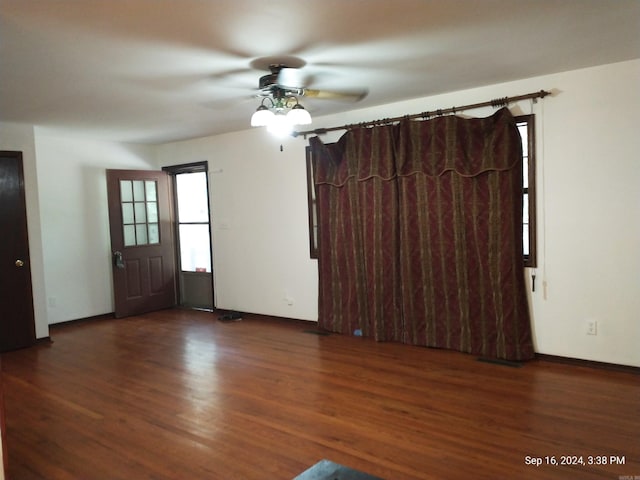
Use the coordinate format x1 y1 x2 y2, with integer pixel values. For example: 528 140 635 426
175 171 212 273
306 114 537 267
516 114 537 268
120 179 160 247
305 147 318 259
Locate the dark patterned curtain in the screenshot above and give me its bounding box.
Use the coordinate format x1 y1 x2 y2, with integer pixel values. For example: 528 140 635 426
310 108 534 361
311 125 403 341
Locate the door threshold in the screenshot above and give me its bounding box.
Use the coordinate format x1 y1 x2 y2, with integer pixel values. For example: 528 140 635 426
177 306 215 313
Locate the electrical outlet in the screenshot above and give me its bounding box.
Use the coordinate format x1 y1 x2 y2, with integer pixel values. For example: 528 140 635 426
283 289 294 306
586 320 598 336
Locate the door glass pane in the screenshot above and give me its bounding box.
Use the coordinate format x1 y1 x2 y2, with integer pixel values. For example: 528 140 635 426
176 172 208 223
145 180 157 201
120 180 133 202
122 203 134 224
179 224 211 272
147 202 158 223
136 224 148 245
124 225 136 246
133 180 145 201
134 202 147 223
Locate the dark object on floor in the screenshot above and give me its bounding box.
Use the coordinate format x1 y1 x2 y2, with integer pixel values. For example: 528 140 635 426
478 357 523 368
293 459 384 480
218 311 243 322
303 330 331 336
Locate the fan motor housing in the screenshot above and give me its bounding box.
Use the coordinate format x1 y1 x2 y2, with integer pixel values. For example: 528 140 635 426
258 71 302 98
258 72 279 90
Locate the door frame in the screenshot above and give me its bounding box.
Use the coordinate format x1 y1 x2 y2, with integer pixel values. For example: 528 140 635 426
162 161 215 310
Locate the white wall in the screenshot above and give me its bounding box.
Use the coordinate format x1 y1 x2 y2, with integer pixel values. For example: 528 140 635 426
32 130 156 324
0 122 49 339
156 59 640 367
155 129 318 320
525 61 639 367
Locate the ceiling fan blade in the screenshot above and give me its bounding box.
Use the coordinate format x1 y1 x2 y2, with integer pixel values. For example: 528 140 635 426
303 88 368 102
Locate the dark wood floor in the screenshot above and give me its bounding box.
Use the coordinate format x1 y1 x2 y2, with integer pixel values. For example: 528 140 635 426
1 309 638 479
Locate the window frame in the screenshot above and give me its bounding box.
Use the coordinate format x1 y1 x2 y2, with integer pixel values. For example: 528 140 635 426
305 146 318 259
306 114 537 267
516 114 537 268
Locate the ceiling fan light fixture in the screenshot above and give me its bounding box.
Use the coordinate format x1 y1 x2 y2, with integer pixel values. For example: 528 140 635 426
250 104 275 127
266 111 294 137
251 88 312 134
248 61 366 135
287 103 312 125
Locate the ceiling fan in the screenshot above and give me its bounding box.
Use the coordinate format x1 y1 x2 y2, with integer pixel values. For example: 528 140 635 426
249 61 368 135
257 63 368 101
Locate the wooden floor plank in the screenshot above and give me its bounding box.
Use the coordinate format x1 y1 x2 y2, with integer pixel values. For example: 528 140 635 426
1 309 638 479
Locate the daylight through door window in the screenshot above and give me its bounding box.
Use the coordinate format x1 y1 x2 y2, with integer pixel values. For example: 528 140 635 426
120 179 160 247
176 172 212 272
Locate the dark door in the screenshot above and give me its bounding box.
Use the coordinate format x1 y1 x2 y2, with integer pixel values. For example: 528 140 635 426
106 170 176 318
0 151 36 352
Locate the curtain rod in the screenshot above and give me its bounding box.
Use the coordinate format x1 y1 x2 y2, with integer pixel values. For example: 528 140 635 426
292 89 551 138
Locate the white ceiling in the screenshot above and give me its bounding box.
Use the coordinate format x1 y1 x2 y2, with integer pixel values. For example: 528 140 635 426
1 0 639 144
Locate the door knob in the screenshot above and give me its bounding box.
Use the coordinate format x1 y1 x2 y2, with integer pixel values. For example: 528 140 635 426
15 259 24 267
113 251 125 269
